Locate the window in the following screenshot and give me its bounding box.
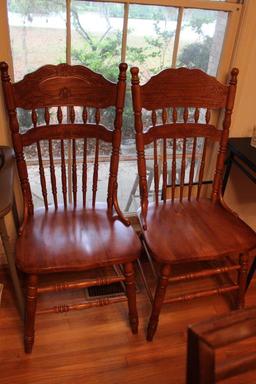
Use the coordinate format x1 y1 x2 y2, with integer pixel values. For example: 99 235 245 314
7 0 242 212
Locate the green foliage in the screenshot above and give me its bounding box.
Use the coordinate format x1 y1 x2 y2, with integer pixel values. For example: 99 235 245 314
8 0 64 16
187 9 215 36
145 20 175 74
72 32 123 82
178 36 212 71
9 1 215 134
178 10 214 71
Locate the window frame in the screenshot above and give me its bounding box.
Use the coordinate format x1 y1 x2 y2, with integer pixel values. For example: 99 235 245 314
65 0 242 79
7 0 243 210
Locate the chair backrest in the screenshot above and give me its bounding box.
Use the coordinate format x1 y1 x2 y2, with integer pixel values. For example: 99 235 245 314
131 67 238 222
0 62 127 219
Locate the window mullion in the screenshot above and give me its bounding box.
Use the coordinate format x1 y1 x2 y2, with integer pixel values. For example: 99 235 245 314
121 3 129 62
171 7 183 68
217 7 242 81
66 0 71 64
66 0 73 205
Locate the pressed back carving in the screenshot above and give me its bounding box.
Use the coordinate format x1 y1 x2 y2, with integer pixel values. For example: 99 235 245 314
13 64 117 109
141 67 229 110
0 62 128 220
131 66 238 224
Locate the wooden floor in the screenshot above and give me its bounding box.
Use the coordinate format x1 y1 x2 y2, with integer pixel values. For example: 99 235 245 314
1 263 256 384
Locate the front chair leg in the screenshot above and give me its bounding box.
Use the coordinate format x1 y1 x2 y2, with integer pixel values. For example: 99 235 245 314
24 274 38 353
124 262 138 334
237 252 249 309
147 264 171 341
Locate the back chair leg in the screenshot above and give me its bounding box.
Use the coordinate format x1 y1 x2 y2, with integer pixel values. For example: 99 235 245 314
147 264 171 341
24 274 38 353
124 262 138 334
237 252 249 309
246 256 256 290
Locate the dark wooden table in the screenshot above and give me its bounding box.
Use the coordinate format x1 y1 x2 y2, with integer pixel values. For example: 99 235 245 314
0 146 24 317
186 306 256 384
222 137 256 193
222 137 256 290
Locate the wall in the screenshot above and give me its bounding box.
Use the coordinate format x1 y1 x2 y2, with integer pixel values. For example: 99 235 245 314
0 0 18 262
0 1 13 145
224 0 256 231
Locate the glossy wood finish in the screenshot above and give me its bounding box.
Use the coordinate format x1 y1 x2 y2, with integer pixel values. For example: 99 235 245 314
2 266 256 384
143 199 256 264
186 306 256 384
12 64 117 109
140 67 228 110
0 61 141 353
16 204 140 274
131 66 256 341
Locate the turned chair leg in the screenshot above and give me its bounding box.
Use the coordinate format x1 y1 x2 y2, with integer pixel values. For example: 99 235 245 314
147 264 171 341
124 262 138 334
237 252 249 309
246 256 256 290
24 274 38 353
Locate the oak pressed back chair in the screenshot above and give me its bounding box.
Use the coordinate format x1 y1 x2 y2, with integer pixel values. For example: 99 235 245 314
0 61 141 353
131 66 256 341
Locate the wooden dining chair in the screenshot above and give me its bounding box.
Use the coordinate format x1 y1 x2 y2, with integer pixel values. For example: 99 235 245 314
0 61 141 353
130 66 256 341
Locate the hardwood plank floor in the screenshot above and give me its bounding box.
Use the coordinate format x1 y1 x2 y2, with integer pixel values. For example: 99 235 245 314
1 263 256 384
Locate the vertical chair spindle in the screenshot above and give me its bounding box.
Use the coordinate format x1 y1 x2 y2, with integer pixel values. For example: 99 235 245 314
60 140 67 208
44 107 50 125
95 108 100 125
31 109 37 128
171 138 177 202
153 139 159 204
205 108 211 124
57 106 63 123
92 139 99 208
162 138 167 202
82 138 87 208
92 109 101 208
152 110 157 127
162 108 167 125
37 141 48 210
180 138 187 202
183 107 188 123
48 139 58 209
172 107 177 123
194 107 200 123
82 106 88 124
72 139 77 208
188 137 197 201
70 106 75 123
82 107 88 208
197 138 208 200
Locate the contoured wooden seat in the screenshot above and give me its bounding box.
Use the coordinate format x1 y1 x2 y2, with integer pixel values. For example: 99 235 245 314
16 204 141 273
131 66 256 341
0 62 141 353
144 199 256 264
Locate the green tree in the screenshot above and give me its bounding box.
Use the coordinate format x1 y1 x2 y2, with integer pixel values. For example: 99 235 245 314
8 1 214 135
145 20 175 75
178 10 214 71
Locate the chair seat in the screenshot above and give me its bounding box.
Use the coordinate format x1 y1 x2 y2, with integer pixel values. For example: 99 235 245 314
141 198 256 264
16 204 141 274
